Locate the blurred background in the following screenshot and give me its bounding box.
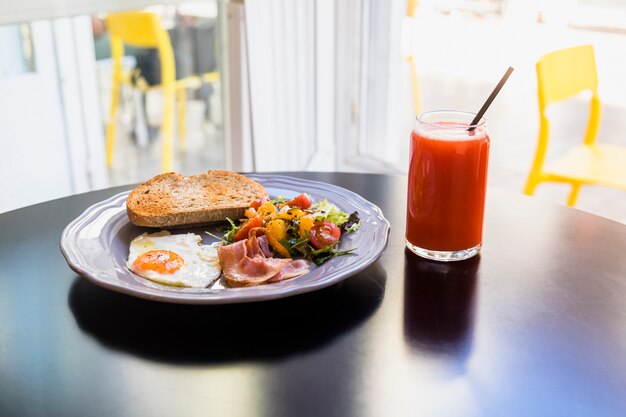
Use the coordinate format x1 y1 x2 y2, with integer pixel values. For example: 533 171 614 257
1 0 625 223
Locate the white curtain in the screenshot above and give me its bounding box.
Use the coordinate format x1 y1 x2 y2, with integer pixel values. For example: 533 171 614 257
245 0 335 172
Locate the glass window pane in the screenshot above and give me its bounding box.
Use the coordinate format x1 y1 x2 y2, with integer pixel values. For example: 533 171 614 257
0 23 36 76
93 1 227 184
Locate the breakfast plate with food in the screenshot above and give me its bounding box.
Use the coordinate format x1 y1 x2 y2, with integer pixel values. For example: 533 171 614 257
61 171 390 304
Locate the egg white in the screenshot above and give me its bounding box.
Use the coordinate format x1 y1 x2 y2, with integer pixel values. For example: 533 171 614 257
127 231 221 288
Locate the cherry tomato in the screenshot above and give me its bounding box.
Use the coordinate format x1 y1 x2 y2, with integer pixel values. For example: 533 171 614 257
233 216 264 241
288 193 312 209
249 197 269 210
309 221 341 249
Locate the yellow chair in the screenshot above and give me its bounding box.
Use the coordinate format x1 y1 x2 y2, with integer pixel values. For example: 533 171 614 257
524 45 626 206
105 11 220 173
403 0 421 115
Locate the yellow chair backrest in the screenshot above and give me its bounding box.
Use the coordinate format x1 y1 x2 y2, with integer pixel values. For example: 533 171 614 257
537 45 598 105
536 45 601 146
105 12 168 49
105 11 175 86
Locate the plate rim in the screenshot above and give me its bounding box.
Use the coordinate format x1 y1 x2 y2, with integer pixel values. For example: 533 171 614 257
61 174 390 304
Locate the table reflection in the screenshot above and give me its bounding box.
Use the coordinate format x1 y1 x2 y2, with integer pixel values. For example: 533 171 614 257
403 249 479 360
68 262 386 365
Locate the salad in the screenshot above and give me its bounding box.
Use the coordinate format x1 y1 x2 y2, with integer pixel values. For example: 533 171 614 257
217 193 360 265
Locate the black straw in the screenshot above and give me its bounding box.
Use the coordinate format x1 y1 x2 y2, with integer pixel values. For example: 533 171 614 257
468 66 514 131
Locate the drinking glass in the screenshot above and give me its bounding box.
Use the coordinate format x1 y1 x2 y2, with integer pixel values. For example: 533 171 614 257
405 110 490 261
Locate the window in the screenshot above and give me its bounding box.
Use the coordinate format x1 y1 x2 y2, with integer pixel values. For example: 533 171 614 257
0 24 35 76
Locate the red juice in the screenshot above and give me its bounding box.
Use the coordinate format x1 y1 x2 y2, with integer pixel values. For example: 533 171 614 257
406 112 490 260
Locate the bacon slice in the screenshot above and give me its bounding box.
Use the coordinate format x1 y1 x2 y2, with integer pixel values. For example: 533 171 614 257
267 259 310 283
218 238 310 287
257 235 273 258
218 240 289 287
245 233 263 258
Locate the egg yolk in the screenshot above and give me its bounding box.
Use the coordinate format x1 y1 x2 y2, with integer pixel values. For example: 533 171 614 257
132 250 184 275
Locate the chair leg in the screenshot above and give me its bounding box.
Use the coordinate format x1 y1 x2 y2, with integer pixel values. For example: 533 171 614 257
523 174 540 196
567 183 582 207
132 90 150 148
177 87 187 151
105 81 121 167
161 86 175 173
408 58 421 116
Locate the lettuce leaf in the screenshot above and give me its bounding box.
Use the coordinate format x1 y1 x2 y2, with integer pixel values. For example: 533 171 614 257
342 211 361 233
309 199 349 226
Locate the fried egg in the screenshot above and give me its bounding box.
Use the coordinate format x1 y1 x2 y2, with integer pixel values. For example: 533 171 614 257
127 231 221 288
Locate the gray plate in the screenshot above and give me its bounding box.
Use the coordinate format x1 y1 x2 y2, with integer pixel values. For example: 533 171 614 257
60 174 390 304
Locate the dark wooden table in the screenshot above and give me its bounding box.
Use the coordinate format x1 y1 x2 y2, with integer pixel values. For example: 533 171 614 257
1 172 626 417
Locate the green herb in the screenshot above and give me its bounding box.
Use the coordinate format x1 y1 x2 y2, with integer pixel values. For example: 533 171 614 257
285 221 299 237
282 236 311 257
270 196 288 205
205 217 238 244
308 245 356 266
222 217 238 243
204 230 227 244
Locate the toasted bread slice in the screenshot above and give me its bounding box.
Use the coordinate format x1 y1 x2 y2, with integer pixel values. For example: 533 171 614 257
126 170 267 228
